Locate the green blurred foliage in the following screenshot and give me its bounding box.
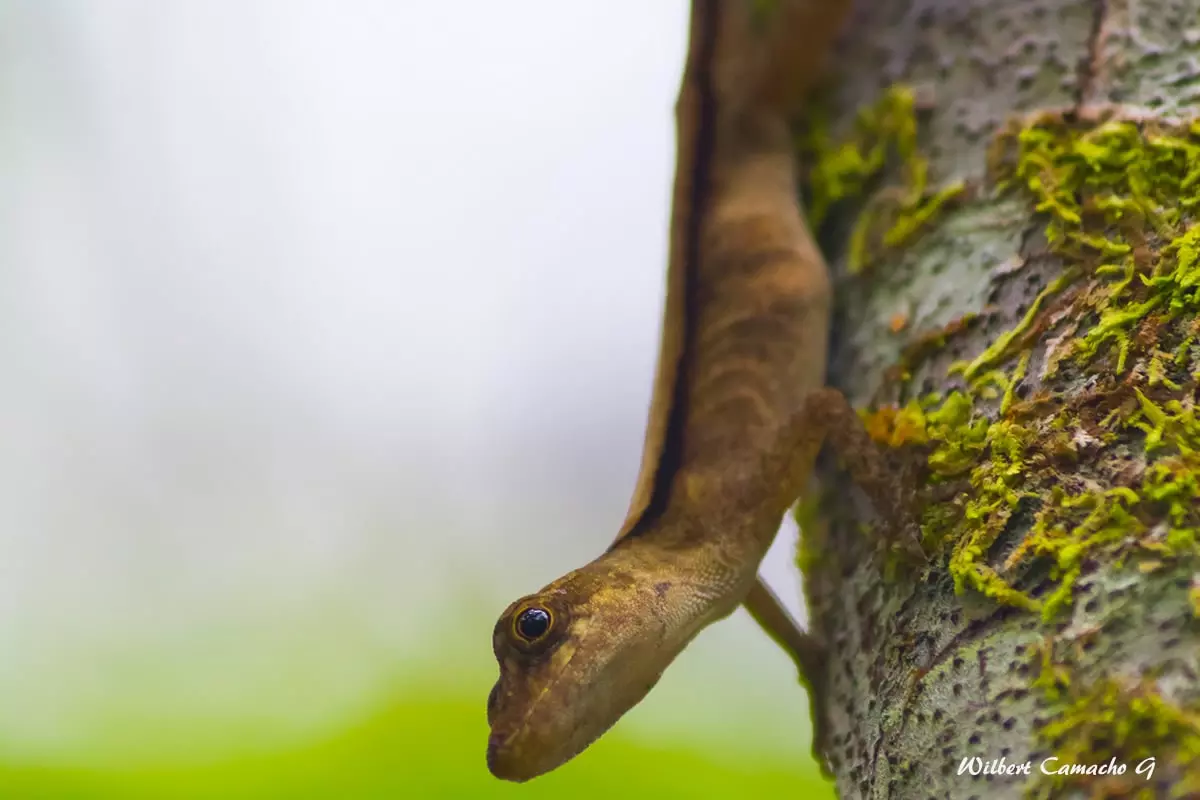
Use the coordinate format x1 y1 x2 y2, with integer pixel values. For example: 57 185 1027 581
0 687 834 799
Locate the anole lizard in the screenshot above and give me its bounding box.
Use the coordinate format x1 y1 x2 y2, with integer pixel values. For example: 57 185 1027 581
487 0 921 782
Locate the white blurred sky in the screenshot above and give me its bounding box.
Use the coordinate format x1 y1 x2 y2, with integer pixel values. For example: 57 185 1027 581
0 0 809 764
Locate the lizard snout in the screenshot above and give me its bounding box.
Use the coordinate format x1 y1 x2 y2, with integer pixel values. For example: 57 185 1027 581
485 727 545 783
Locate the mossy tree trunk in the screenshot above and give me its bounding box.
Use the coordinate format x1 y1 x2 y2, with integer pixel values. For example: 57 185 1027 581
803 2 1200 798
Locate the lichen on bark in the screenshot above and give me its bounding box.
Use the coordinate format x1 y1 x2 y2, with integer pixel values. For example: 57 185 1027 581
796 2 1200 798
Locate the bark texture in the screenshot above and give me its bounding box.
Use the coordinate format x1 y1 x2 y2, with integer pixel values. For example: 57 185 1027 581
804 2 1200 798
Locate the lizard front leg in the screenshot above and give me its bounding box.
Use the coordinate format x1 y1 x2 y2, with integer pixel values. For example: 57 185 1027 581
743 387 927 771
775 387 926 560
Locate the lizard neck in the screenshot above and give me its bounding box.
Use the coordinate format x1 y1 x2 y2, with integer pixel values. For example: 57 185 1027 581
606 498 779 635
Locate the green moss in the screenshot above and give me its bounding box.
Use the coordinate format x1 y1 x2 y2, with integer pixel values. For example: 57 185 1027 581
941 416 1042 610
950 271 1076 385
800 86 963 273
1139 454 1200 552
1130 388 1200 455
1016 487 1144 622
1029 649 1200 799
923 391 989 477
999 117 1200 376
883 179 967 248
846 111 1200 621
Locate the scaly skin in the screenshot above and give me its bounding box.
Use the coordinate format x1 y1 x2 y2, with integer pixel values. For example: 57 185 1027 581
486 0 857 782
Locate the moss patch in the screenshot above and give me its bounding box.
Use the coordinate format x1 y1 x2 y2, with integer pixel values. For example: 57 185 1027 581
1028 645 1200 799
800 86 965 273
857 110 1200 623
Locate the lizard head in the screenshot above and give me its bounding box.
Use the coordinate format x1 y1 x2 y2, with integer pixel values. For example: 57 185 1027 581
485 552 701 782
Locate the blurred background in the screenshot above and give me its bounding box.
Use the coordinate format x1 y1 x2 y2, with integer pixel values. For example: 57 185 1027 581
0 2 831 797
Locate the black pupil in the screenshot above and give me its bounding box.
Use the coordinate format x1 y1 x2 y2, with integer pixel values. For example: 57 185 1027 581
517 608 551 640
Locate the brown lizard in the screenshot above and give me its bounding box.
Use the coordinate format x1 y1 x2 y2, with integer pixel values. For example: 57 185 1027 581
486 0 921 782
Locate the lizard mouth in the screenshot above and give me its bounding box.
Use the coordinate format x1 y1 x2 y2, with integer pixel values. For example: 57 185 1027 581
486 726 550 783
485 729 517 780
486 704 554 782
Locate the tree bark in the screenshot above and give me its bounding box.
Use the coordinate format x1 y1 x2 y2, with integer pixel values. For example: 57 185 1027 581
805 2 1200 798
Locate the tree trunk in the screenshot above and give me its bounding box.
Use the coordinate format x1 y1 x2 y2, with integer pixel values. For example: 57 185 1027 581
804 1 1200 798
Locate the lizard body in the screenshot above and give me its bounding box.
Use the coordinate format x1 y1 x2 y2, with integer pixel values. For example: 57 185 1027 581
487 0 860 782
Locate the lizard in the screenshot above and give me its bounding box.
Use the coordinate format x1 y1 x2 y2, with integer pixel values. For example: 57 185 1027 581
486 0 922 783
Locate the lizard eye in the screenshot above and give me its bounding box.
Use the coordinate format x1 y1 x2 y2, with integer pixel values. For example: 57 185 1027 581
513 606 553 643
